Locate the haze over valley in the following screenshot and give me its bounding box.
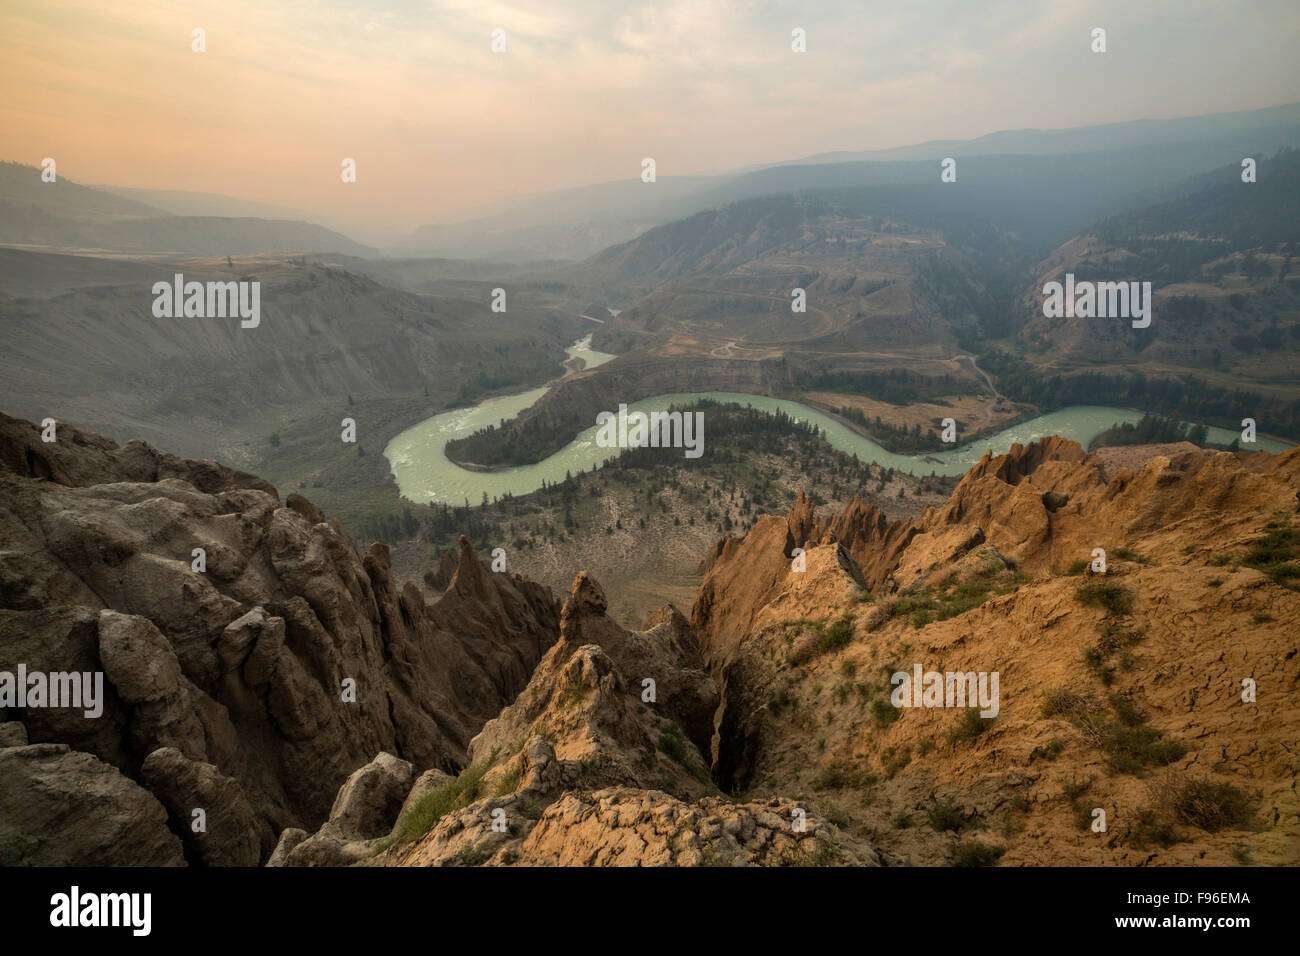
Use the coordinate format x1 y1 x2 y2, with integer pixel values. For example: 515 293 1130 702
1 1 1297 890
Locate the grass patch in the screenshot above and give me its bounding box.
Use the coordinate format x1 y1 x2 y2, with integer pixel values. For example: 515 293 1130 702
1111 547 1148 564
1030 739 1066 761
1075 581 1134 615
886 560 1025 628
946 707 992 744
926 796 977 833
870 697 901 728
556 679 589 711
657 721 689 764
819 615 855 653
1039 688 1101 721
797 837 846 867
379 749 498 851
1101 724 1188 775
1127 809 1182 850
453 842 494 867
1084 623 1144 686
493 765 522 797
1040 689 1186 775
813 758 876 790
1240 524 1300 585
767 687 796 714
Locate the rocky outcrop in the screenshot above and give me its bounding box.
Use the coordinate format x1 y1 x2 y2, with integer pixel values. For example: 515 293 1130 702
140 748 266 867
269 752 414 867
0 743 185 866
392 786 882 867
7 408 1298 868
0 412 562 864
465 572 719 799
288 570 767 866
690 437 1300 863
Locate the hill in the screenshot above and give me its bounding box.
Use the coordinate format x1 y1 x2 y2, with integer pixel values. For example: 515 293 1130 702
0 161 376 256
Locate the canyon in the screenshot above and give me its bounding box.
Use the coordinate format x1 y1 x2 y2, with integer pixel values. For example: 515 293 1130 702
1 411 1295 866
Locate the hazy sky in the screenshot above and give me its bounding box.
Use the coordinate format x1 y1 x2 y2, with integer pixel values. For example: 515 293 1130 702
3 0 1299 238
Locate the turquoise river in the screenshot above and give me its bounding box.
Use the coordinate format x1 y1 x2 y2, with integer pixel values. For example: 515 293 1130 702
384 336 1293 506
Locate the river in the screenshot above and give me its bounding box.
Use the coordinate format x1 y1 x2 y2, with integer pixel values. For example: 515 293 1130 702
384 337 1293 506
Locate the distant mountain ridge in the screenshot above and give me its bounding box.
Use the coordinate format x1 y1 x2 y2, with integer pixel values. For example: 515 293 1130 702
400 102 1300 261
0 161 376 257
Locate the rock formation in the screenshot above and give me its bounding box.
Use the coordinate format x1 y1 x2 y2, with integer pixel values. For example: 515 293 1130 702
0 412 560 864
4 410 1297 867
691 438 1300 864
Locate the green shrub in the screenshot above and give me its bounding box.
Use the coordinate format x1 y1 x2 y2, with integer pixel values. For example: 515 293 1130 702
814 758 872 790
1030 739 1066 761
947 707 991 744
926 797 975 833
1102 724 1188 774
1082 646 1114 685
657 722 689 764
1108 693 1147 727
1127 810 1181 849
380 750 498 850
1164 778 1254 832
870 698 901 728
1075 581 1134 615
1039 688 1098 720
950 840 1005 867
493 765 522 796
1112 547 1147 564
1240 525 1300 583
819 617 855 652
767 688 796 713
453 842 494 867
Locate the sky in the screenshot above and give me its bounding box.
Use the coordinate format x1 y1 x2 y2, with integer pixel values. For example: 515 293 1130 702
3 0 1299 239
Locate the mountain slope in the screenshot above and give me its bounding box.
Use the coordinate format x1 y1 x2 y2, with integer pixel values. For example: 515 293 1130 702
1014 150 1300 385
398 103 1300 262
692 439 1300 864
0 250 585 461
0 162 376 256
